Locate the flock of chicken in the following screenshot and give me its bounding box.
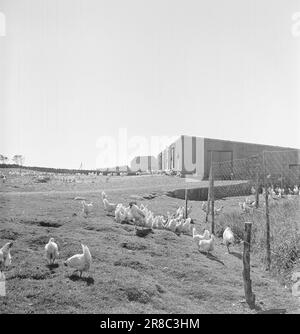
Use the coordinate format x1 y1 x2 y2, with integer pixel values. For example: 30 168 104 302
201 202 224 216
0 238 92 278
99 191 235 256
1 184 299 279
1 188 260 279
237 184 300 214
103 191 195 234
264 184 299 199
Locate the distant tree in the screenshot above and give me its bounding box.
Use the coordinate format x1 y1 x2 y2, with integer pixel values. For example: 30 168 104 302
0 155 8 164
12 155 25 166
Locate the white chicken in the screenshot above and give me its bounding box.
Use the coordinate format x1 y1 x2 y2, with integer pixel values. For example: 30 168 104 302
139 204 149 215
181 217 193 234
239 201 253 213
192 227 210 242
45 238 59 265
114 203 122 222
81 200 93 217
214 205 224 215
103 198 117 214
161 217 169 229
0 242 13 270
175 207 184 219
145 211 154 228
124 206 134 222
245 197 255 206
101 191 107 200
176 206 192 218
174 219 184 234
270 187 276 198
129 203 145 223
115 204 126 223
166 211 174 220
151 215 160 229
166 218 180 232
64 244 92 277
223 227 235 253
198 234 215 255
277 188 283 198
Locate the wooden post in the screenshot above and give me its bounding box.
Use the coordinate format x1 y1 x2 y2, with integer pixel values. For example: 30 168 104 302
263 151 271 271
255 169 259 209
265 188 271 271
205 194 210 223
210 162 215 235
243 222 256 309
206 152 215 233
205 168 211 223
185 187 188 219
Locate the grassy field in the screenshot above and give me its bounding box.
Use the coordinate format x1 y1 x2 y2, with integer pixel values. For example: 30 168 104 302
0 169 299 314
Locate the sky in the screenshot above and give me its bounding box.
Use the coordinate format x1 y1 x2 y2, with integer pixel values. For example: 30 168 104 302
0 0 299 169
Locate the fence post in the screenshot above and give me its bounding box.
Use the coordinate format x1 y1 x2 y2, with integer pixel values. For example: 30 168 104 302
210 163 215 234
206 152 213 225
265 188 271 271
185 187 188 219
263 151 271 271
205 186 210 223
243 222 256 309
255 168 259 209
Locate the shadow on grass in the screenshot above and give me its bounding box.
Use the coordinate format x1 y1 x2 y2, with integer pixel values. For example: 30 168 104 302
198 251 225 266
69 274 95 286
230 251 243 260
256 308 287 314
240 300 286 314
46 263 59 271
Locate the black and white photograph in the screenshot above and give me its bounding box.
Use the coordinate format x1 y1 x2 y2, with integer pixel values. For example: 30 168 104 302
0 0 300 318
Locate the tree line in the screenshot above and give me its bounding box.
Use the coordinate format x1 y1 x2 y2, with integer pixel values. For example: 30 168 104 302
0 154 25 166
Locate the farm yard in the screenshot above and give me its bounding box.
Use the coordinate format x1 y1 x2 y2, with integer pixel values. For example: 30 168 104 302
0 168 299 314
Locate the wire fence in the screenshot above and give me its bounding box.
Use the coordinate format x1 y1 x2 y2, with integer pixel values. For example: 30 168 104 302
211 149 300 197
205 149 300 272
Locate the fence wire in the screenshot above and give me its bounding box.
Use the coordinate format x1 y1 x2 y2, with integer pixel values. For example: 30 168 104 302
208 149 300 271
212 149 300 190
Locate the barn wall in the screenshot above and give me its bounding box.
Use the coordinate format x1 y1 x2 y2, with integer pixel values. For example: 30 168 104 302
203 138 298 179
157 135 299 182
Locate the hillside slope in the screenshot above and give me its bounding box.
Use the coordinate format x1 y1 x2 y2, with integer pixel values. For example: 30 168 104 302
1 189 299 314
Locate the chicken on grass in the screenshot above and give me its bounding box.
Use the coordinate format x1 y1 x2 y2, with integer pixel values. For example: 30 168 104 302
81 200 93 217
223 227 235 253
198 234 215 255
192 227 210 244
64 244 92 277
0 242 13 270
103 198 117 214
45 238 59 265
